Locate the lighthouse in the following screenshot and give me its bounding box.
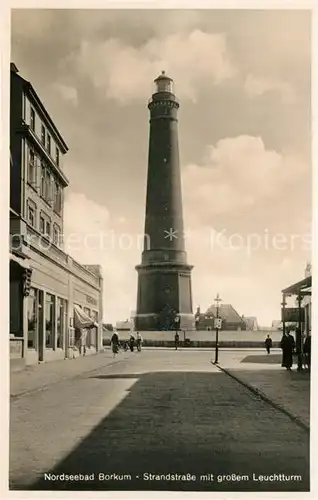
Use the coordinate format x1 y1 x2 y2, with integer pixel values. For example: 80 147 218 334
135 71 194 331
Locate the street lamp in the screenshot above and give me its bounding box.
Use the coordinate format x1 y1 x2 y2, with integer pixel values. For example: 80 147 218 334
213 293 222 364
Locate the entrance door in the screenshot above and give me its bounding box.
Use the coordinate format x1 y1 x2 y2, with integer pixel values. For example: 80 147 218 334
38 290 44 362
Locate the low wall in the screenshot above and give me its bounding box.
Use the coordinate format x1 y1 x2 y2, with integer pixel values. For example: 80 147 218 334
103 330 282 349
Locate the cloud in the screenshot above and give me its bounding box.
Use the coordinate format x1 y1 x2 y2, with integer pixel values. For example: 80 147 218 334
244 74 296 104
52 83 78 106
73 30 236 103
182 135 306 226
63 191 139 323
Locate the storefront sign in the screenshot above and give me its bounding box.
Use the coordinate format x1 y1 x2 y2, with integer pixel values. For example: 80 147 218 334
281 307 305 322
86 295 97 306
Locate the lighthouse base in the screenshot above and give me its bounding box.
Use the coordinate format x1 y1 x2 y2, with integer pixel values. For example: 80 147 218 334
135 262 195 331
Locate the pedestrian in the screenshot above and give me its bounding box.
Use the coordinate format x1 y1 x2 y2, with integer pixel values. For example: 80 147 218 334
174 331 180 350
280 331 295 370
129 333 135 352
136 331 143 352
303 334 311 370
111 330 119 357
264 334 273 355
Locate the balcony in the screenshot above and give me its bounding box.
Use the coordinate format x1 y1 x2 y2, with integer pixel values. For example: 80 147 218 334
19 122 69 187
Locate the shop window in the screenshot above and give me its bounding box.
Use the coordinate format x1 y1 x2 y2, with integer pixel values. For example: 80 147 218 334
84 307 91 347
27 288 37 349
56 298 67 349
90 310 99 349
45 293 55 349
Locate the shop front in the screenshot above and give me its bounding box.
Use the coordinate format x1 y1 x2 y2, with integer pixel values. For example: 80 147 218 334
281 274 312 371
10 252 32 370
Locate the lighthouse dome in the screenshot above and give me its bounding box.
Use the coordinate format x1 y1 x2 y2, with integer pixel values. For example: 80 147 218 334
154 70 174 93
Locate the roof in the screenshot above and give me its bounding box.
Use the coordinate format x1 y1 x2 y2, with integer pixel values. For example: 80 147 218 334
282 275 312 295
243 317 258 328
154 70 173 82
11 63 69 153
205 304 244 324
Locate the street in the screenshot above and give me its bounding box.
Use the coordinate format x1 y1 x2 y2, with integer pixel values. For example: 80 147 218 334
10 349 309 492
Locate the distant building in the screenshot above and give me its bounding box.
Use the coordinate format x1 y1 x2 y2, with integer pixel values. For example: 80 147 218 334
195 304 246 331
116 319 134 331
242 316 259 331
9 63 103 369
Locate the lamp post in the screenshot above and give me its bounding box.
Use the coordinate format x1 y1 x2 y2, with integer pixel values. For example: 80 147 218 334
296 294 303 372
214 293 222 364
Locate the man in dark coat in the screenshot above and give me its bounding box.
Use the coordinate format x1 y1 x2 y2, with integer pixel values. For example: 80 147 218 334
111 331 119 357
265 334 273 354
174 331 180 350
280 332 295 370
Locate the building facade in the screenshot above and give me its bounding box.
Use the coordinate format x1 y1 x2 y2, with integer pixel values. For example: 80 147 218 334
9 63 103 369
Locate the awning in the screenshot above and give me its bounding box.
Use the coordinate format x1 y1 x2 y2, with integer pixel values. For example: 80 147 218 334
10 253 30 269
74 304 99 329
282 276 312 296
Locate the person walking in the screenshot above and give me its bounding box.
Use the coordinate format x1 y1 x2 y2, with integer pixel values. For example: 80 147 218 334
111 330 119 357
174 331 180 350
136 332 143 352
129 333 135 352
265 334 273 355
280 331 295 370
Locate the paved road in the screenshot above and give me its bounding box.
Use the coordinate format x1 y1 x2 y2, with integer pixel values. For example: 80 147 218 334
10 350 309 492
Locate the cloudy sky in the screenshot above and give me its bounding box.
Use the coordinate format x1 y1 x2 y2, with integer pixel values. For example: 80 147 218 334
11 9 311 326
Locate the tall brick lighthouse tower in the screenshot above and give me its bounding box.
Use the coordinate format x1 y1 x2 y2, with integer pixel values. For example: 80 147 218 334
135 71 194 331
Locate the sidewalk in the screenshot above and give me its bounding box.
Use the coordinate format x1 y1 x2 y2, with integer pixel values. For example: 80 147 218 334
10 349 129 398
218 350 310 429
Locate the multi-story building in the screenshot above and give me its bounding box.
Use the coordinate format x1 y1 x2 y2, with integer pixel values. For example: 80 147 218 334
9 63 103 370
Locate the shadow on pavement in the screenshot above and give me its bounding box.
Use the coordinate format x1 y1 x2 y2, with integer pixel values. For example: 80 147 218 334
240 354 282 364
18 371 309 492
90 374 143 380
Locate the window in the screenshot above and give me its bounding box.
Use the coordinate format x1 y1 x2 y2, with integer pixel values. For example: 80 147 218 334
55 147 60 167
28 149 36 186
27 200 36 228
47 133 51 155
45 220 51 237
40 215 45 234
27 288 37 349
45 293 55 349
30 108 35 131
40 212 51 238
54 182 62 214
40 164 53 205
41 124 46 146
41 164 46 198
46 172 52 205
53 224 61 246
